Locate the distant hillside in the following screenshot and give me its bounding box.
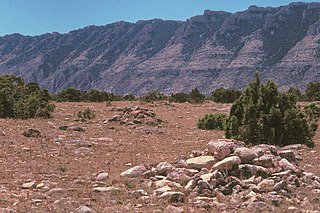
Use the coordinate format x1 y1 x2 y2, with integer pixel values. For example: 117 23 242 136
1 2 320 95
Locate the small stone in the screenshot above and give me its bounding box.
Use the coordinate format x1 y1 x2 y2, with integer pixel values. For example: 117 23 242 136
234 147 258 163
253 154 277 168
154 186 172 195
93 186 120 193
23 128 41 137
211 156 241 172
287 206 298 212
278 150 296 163
273 180 287 191
120 165 147 178
278 158 299 172
96 172 109 181
153 179 182 189
75 205 97 213
186 156 217 170
164 205 184 213
160 191 186 203
257 179 275 192
47 188 65 196
156 162 174 175
22 181 36 189
36 183 45 188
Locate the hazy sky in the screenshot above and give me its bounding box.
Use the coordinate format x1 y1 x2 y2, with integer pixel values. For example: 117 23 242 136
1 0 319 36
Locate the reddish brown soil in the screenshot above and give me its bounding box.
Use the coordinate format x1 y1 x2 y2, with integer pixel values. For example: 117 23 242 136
0 101 319 212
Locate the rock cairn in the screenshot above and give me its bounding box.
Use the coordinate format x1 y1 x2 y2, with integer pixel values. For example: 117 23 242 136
121 139 320 211
104 106 163 126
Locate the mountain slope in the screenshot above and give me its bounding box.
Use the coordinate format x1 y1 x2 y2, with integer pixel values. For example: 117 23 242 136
1 2 320 95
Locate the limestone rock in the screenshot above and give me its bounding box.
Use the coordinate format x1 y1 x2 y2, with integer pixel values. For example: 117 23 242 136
120 165 147 178
156 162 174 175
211 156 241 172
96 172 109 181
75 205 96 213
164 205 184 213
257 179 275 192
160 191 186 203
22 181 36 189
234 147 258 163
186 156 217 170
93 186 120 193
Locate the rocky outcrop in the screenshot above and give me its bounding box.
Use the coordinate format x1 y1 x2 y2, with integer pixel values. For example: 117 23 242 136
121 139 320 211
2 3 320 95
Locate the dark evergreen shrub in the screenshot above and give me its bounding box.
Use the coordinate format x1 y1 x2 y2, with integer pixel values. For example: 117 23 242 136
225 73 317 147
212 88 241 103
0 75 55 119
140 91 167 102
169 92 189 103
306 82 320 101
57 88 82 102
188 88 205 104
197 114 226 130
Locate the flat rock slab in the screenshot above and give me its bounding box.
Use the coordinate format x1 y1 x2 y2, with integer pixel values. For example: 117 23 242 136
212 156 241 171
120 165 147 178
186 156 217 169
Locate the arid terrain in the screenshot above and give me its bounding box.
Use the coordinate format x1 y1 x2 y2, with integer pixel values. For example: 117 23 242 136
0 101 319 212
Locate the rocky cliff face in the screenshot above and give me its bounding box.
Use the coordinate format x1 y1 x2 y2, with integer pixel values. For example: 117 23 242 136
1 2 320 95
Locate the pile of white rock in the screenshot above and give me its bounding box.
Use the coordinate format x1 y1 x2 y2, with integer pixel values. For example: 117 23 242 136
121 139 320 211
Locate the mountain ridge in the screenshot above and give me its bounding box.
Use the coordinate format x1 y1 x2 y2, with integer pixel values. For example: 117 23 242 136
1 2 320 95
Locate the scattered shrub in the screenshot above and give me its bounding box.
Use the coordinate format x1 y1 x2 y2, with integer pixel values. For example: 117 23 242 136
306 81 320 101
212 88 241 103
197 114 226 130
140 91 166 102
169 92 189 103
225 73 317 147
188 88 205 104
77 108 96 122
57 88 82 102
285 87 305 102
0 75 55 119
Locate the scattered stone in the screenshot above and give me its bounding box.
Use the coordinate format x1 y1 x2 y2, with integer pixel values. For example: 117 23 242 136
253 154 277 168
120 165 147 178
278 150 296 163
186 156 217 170
96 172 109 181
47 188 65 196
153 179 182 189
93 186 120 193
164 205 184 213
154 186 172 195
160 191 186 203
211 156 241 172
257 179 275 192
22 181 36 189
234 147 258 163
156 162 174 175
23 128 41 137
74 147 93 155
278 158 299 172
75 205 97 213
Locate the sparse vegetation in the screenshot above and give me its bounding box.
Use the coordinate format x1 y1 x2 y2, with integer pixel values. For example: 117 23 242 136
140 91 167 102
225 73 317 147
0 75 55 119
212 88 241 103
77 108 96 122
306 81 320 101
197 114 226 130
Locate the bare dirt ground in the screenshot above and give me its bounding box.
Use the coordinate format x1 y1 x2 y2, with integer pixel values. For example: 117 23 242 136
0 101 319 212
